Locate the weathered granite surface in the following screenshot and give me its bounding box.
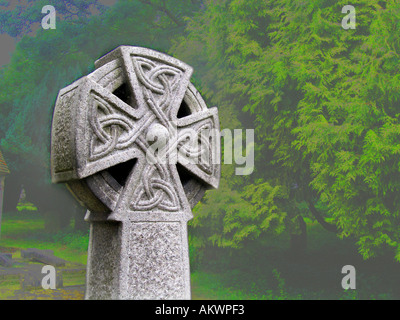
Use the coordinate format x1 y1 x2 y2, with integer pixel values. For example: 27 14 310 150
51 46 220 300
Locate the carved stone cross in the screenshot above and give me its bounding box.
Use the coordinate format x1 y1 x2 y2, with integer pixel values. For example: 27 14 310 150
50 46 220 299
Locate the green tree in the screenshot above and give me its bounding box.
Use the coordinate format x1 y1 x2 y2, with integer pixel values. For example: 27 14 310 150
173 0 400 261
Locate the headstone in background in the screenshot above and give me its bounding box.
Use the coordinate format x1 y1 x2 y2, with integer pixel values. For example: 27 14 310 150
0 149 10 239
51 46 221 300
20 264 63 289
18 186 26 204
21 248 66 267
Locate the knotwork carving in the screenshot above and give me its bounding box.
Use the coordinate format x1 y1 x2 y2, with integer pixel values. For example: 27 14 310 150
133 57 182 114
51 46 220 219
131 163 179 212
50 46 221 301
177 120 214 175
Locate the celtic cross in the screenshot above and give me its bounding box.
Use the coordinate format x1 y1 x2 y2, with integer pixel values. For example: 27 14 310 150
50 46 220 299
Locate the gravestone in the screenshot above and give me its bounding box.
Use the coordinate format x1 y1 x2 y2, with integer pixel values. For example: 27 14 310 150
20 264 63 289
0 149 10 239
0 253 13 267
50 46 220 300
21 248 66 267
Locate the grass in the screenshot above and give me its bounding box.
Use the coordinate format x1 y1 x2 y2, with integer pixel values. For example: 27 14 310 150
1 213 275 300
1 212 399 300
16 202 38 212
191 269 301 300
0 213 88 300
191 272 263 299
0 214 88 265
190 221 400 300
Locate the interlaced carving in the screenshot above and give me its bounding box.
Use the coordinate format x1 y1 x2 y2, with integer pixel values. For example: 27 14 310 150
131 162 179 212
177 120 214 175
89 93 137 161
132 57 182 114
